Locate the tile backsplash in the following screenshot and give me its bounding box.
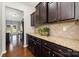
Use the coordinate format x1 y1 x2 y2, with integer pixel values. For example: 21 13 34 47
34 21 79 40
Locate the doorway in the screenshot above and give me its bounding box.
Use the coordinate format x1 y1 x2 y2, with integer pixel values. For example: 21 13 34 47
5 7 24 51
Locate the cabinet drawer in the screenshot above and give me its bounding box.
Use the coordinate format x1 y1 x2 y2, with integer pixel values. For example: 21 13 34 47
51 51 64 57
41 39 52 47
71 51 79 57
48 42 73 56
41 39 73 56
33 37 41 43
41 45 51 57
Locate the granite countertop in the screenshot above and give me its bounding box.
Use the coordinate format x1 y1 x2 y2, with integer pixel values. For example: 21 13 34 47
27 33 79 51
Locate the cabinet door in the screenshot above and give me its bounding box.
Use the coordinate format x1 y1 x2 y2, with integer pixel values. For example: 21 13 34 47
39 2 47 24
33 12 37 26
32 41 37 56
35 4 40 26
31 12 37 26
36 9 39 26
35 42 42 57
27 35 31 48
29 38 35 52
31 13 35 26
48 2 58 22
75 2 79 19
58 2 74 20
41 45 51 57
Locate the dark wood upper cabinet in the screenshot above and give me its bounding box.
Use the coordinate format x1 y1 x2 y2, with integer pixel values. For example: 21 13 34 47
48 2 58 22
57 2 61 20
31 12 35 26
58 2 75 20
33 2 47 26
31 2 76 26
31 12 37 26
35 4 40 26
39 2 47 24
75 2 79 19
33 12 37 26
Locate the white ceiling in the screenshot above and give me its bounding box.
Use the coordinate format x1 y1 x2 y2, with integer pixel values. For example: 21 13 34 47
6 7 24 21
5 2 39 21
21 2 39 7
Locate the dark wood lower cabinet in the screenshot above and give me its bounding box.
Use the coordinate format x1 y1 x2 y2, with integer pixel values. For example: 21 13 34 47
35 42 41 57
52 51 64 57
41 45 51 57
27 34 79 57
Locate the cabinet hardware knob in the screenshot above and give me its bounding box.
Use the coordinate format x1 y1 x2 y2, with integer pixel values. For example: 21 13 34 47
48 51 51 54
59 49 62 52
52 54 55 56
68 50 73 52
44 43 47 45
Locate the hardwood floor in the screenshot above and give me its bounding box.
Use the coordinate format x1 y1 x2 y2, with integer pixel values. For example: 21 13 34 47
3 35 34 57
3 47 34 57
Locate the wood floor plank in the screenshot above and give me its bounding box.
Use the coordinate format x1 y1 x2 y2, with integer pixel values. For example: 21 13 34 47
3 37 34 57
3 47 34 57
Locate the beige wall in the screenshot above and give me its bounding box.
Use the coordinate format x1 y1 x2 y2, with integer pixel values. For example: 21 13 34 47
35 21 79 40
0 2 2 56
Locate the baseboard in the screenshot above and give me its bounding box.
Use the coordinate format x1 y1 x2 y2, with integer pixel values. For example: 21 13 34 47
23 44 28 48
0 50 6 57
